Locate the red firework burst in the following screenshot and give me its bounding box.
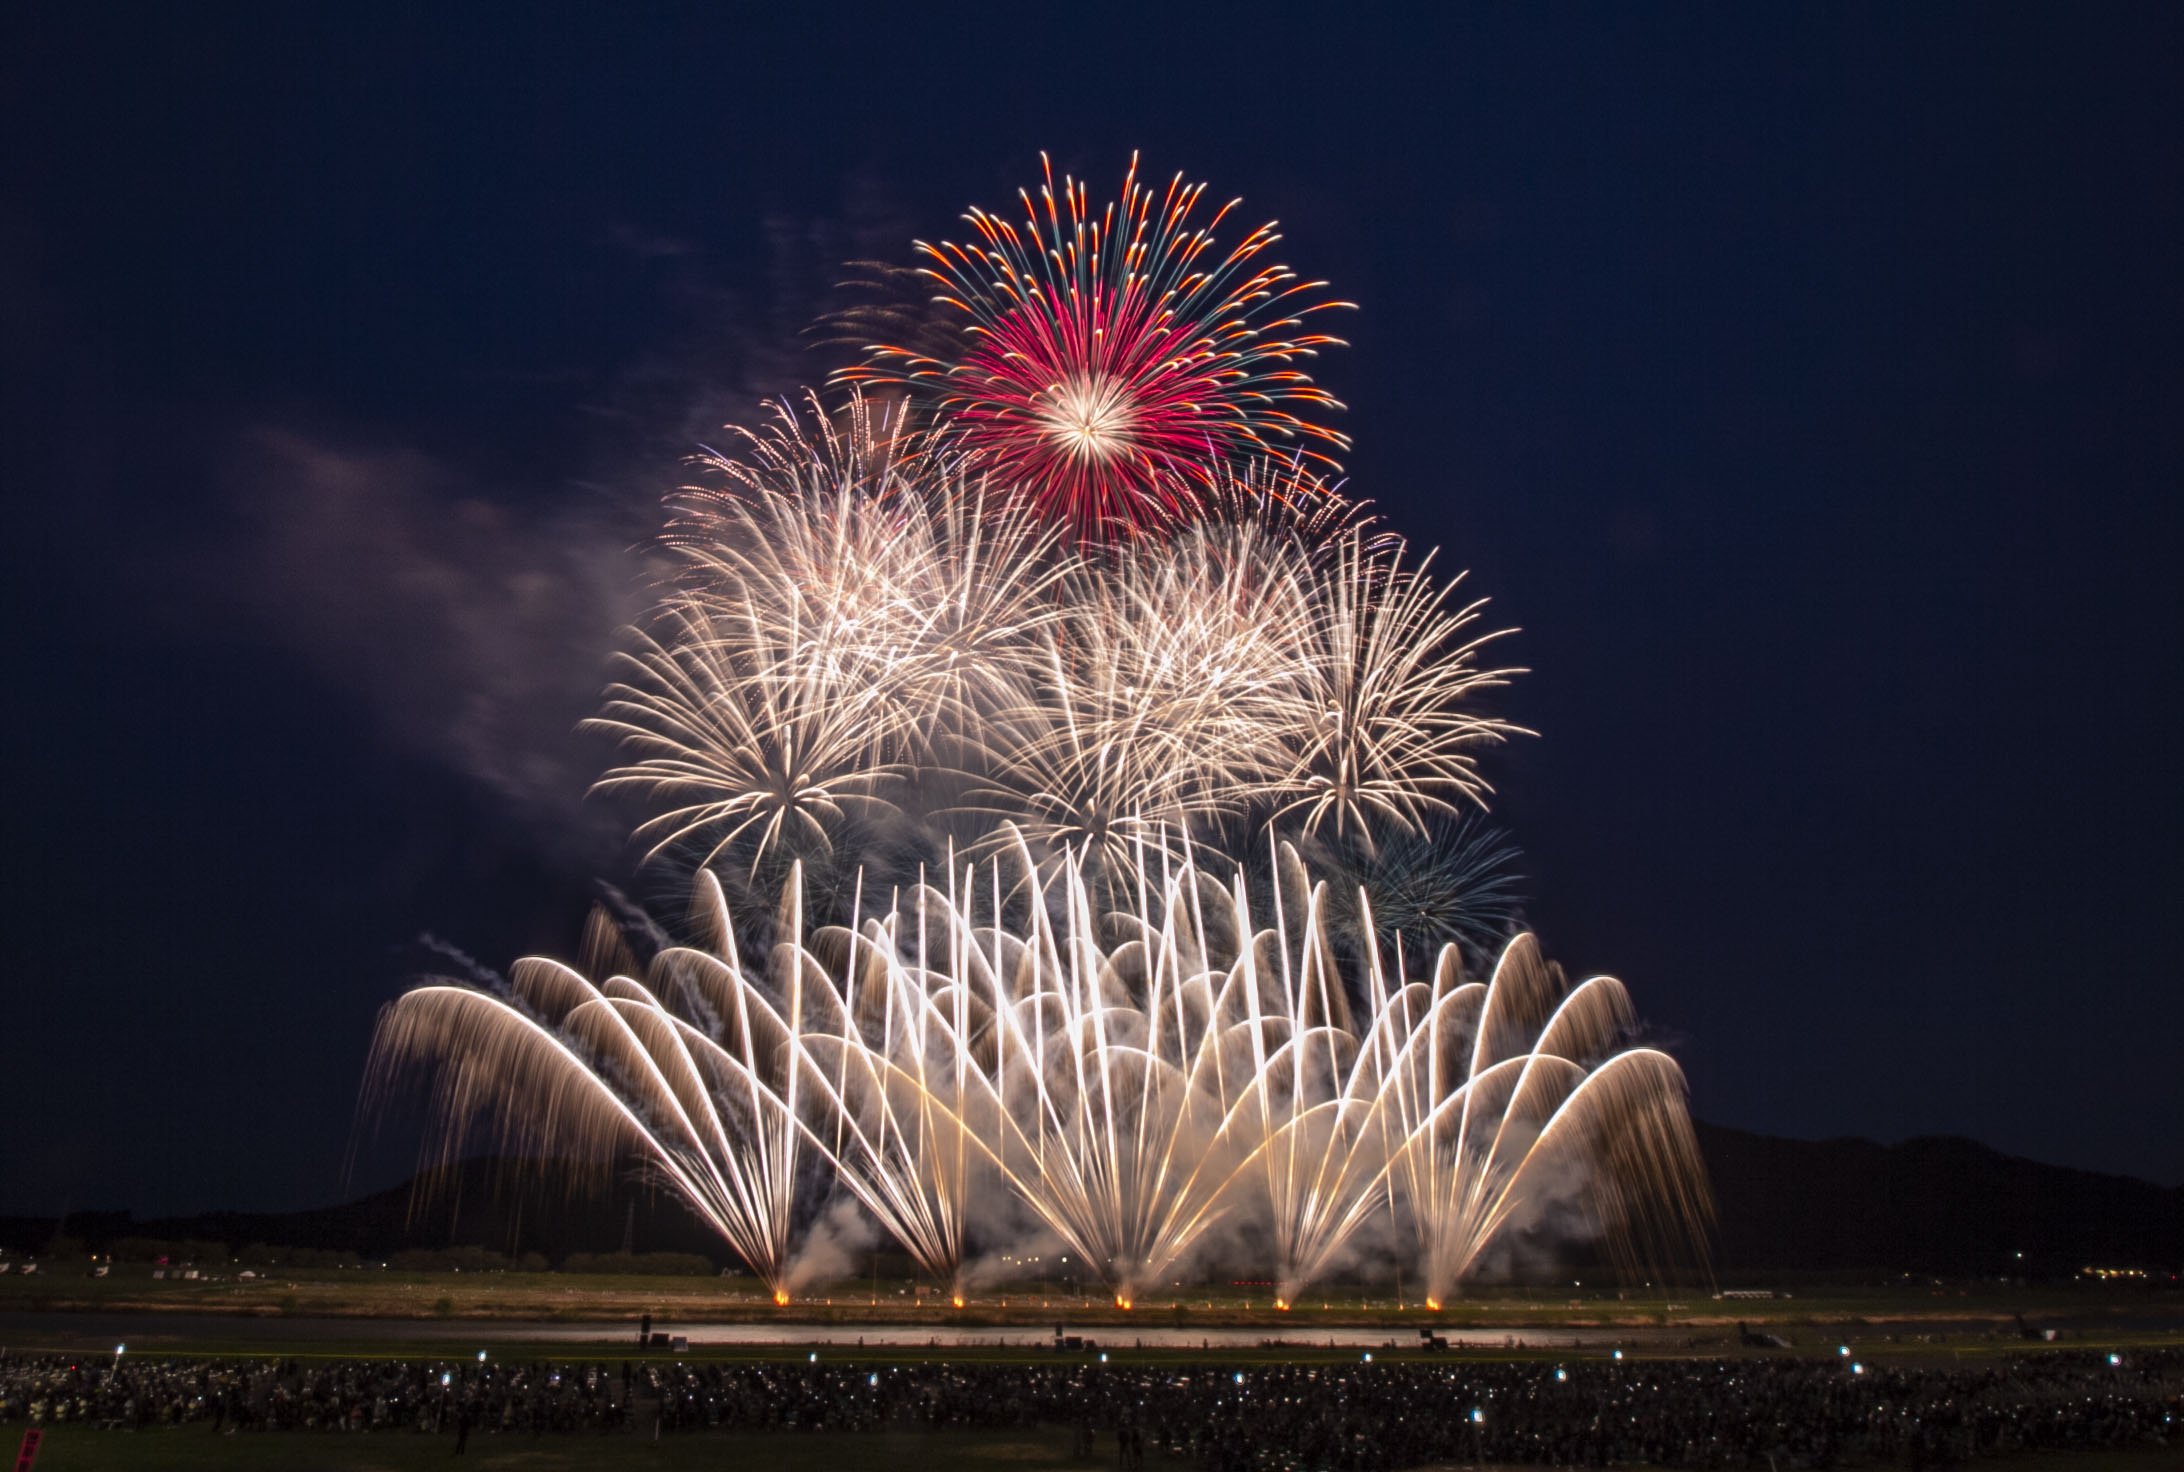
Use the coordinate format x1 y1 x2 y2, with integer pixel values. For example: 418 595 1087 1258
845 154 1353 539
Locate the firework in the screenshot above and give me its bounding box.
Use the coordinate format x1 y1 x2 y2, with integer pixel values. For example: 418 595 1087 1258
590 411 1518 890
844 154 1353 538
373 156 1710 1305
371 842 1708 1304
1197 457 1385 550
587 395 1075 876
962 516 1318 886
1374 933 1712 1303
1263 528 1528 845
1308 815 1526 975
368 881 812 1298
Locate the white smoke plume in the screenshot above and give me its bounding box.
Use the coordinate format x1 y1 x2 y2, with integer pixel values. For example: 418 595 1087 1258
218 427 648 859
785 1195 881 1295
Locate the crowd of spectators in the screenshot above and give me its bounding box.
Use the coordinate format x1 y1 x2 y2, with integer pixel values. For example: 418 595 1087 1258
0 1345 2175 1467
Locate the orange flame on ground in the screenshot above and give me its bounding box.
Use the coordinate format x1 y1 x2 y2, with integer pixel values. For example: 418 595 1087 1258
773 1290 790 1307
1425 1298 1441 1311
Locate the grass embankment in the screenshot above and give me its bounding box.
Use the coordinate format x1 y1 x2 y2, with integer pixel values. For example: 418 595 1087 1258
3 1266 2174 1334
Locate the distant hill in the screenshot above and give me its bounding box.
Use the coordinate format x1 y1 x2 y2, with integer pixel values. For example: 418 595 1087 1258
1696 1121 2183 1276
6 1126 2179 1277
0 1161 733 1267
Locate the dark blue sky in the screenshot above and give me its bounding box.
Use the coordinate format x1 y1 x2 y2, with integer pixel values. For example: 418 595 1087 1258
3 4 2179 1215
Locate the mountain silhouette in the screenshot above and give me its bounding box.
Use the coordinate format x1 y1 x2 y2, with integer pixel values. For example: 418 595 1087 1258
7 1125 2178 1277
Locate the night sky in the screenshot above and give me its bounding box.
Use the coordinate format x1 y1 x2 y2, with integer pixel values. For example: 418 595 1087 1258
3 5 2179 1217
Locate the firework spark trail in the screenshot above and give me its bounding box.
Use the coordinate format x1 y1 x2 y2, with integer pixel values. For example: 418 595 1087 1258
790 869 1001 1290
1372 934 1711 1305
588 594 903 872
1198 458 1387 552
1265 528 1529 846
369 874 813 1298
845 154 1354 538
955 837 1274 1304
373 841 1708 1304
1310 815 1526 976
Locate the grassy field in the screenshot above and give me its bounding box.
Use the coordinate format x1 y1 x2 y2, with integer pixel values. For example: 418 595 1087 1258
11 1425 2177 1472
11 1425 1180 1472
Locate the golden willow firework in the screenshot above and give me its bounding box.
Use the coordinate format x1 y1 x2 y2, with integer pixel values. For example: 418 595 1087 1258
370 155 1711 1299
370 836 1708 1305
586 395 1522 896
587 395 1076 874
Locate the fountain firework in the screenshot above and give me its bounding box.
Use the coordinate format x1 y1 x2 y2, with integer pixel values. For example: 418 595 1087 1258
370 834 1706 1305
370 156 1710 1302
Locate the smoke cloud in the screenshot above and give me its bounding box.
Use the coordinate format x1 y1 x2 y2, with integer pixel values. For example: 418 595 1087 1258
785 1195 881 1295
201 186 926 868
216 427 649 861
